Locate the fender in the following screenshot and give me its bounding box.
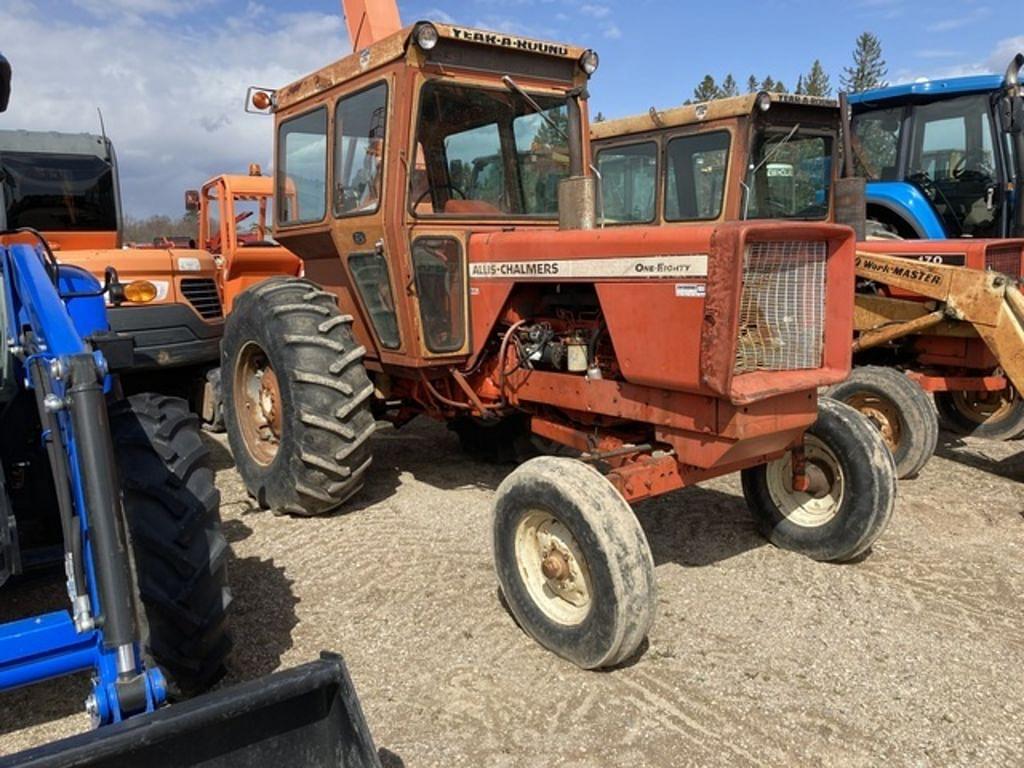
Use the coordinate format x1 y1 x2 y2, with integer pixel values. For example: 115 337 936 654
866 182 948 239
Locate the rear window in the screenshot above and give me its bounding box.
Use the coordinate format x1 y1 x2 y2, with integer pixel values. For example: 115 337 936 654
1 151 117 232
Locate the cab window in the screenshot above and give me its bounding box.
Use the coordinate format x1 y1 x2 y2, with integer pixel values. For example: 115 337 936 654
596 142 657 223
334 82 388 216
278 108 327 224
745 130 831 220
665 131 729 221
851 107 903 181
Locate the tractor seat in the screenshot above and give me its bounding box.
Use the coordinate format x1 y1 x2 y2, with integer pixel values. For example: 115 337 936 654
444 199 502 215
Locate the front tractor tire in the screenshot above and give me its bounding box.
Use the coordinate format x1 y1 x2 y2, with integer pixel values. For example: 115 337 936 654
741 397 897 563
110 393 231 698
826 366 938 479
222 278 376 516
492 457 656 669
934 386 1024 441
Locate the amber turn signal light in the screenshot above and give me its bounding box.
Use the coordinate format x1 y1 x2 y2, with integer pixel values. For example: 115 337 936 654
123 280 158 303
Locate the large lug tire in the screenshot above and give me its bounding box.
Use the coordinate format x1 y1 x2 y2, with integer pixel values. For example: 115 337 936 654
222 277 376 516
741 397 897 563
825 366 938 479
110 393 231 698
492 456 656 669
934 386 1024 441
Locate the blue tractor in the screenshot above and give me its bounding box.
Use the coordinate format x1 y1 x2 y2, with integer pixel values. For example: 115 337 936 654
0 55 382 766
848 53 1024 241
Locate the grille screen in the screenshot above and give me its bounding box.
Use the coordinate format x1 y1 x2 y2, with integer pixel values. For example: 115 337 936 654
984 246 1021 277
735 241 827 374
180 278 224 320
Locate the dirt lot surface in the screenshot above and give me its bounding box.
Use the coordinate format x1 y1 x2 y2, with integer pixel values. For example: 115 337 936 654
1 419 1022 767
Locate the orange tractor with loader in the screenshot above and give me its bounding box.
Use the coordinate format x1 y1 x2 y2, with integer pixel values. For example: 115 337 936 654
591 91 1024 479
221 17 897 669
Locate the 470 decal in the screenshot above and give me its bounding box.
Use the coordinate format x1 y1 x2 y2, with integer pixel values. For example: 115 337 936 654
469 254 709 280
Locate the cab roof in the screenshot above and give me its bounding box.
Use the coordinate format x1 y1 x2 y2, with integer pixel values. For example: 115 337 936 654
848 74 1003 108
591 92 837 140
276 21 588 111
0 129 111 159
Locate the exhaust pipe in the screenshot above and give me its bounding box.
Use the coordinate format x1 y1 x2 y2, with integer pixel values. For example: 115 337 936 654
558 93 597 230
1003 52 1023 94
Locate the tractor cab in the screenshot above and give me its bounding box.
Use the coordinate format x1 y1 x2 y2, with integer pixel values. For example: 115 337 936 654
848 53 1024 239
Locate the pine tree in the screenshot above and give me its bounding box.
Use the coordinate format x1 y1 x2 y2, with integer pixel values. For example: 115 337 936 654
804 59 832 97
594 111 606 122
693 75 719 102
720 74 739 98
760 75 776 92
841 32 887 93
773 80 787 93
795 75 806 95
747 74 759 93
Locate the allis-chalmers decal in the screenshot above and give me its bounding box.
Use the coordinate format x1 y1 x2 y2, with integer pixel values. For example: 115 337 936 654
450 27 570 57
469 255 709 280
855 255 944 286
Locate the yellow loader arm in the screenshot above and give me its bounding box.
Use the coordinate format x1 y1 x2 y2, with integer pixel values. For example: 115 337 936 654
853 251 1024 392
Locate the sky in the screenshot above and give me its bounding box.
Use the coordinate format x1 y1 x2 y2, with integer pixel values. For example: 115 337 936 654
1 0 1019 218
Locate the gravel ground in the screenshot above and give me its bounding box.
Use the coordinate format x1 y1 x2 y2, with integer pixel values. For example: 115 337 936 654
1 418 1022 766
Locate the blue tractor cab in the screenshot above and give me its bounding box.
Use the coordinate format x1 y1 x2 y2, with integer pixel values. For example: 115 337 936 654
848 54 1024 239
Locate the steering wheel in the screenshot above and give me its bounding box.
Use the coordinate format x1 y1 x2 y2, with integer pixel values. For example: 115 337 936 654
414 183 467 209
907 171 938 200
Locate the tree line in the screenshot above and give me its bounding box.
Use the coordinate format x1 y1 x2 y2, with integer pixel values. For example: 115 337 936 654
687 31 887 102
123 212 197 246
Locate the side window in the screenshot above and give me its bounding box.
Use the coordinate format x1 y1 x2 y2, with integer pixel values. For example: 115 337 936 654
278 108 327 224
349 251 400 349
334 82 388 216
412 237 466 353
851 107 903 180
665 131 729 221
596 142 658 223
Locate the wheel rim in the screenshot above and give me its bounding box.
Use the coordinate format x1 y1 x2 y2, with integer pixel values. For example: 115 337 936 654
765 435 845 528
513 509 593 625
844 391 902 452
949 387 1019 426
234 341 283 466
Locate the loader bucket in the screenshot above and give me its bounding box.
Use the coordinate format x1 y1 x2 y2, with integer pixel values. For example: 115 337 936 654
0 653 383 768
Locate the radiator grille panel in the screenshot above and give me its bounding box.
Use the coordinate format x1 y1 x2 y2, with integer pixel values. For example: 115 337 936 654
735 241 827 375
984 246 1022 277
180 278 224 320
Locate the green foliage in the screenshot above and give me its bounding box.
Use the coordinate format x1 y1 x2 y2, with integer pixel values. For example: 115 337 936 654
747 74 759 93
123 214 197 246
841 32 887 93
693 74 720 102
594 111 606 123
720 74 739 98
803 59 832 97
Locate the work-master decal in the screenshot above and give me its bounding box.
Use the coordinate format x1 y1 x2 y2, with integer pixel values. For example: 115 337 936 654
450 28 570 57
469 254 709 280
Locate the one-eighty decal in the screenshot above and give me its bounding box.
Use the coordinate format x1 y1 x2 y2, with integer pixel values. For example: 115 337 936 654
469 254 709 280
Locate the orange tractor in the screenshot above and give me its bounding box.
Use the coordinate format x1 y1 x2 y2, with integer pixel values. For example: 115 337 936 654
591 92 1024 478
222 20 897 668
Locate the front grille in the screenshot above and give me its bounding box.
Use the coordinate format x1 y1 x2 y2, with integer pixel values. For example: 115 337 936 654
984 246 1022 277
180 278 224 320
735 241 827 374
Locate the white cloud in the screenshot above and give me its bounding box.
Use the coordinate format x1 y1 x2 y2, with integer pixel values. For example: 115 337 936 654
602 24 622 40
580 4 612 18
0 4 346 217
925 5 991 32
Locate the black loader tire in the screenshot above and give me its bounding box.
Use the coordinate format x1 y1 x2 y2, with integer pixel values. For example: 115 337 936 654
110 393 231 698
492 456 656 669
934 387 1024 441
826 366 938 479
741 397 897 563
222 277 375 516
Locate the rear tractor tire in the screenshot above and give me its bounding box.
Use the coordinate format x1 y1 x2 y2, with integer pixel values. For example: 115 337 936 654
934 386 1024 441
222 277 376 516
741 397 897 563
491 456 656 669
825 366 938 479
110 393 231 698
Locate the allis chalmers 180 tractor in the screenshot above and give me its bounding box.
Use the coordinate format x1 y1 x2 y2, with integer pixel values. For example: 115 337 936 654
224 20 897 669
591 92 1024 480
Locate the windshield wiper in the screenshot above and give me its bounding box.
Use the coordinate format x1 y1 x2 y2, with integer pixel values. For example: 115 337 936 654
501 75 568 141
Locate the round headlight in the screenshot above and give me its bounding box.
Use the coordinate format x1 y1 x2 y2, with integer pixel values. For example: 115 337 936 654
756 92 772 112
579 49 599 76
414 23 439 51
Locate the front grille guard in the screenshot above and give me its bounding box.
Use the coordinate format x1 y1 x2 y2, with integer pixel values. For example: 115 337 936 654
699 222 855 406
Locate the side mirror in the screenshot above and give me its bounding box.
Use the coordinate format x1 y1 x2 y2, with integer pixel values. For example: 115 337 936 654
0 54 11 113
999 95 1024 134
184 189 200 212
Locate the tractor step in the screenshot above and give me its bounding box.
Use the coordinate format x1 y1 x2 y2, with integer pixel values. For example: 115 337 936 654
0 653 382 768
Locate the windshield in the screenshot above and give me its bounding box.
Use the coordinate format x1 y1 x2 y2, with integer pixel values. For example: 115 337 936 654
1 151 117 231
745 129 832 220
410 82 573 217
